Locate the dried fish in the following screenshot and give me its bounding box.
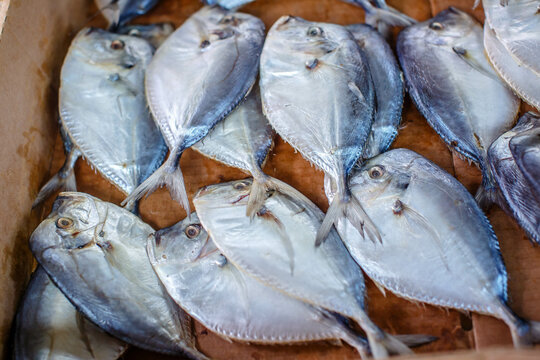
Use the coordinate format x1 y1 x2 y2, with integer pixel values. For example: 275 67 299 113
29 192 207 358
325 148 540 348
33 28 168 210
397 7 519 207
14 266 127 360
123 6 265 214
488 112 540 244
260 15 380 245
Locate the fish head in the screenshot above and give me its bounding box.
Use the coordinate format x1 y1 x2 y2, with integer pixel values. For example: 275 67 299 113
194 179 252 211
408 7 478 46
350 149 421 203
30 192 105 256
265 16 353 60
149 212 218 266
184 6 264 52
72 27 153 70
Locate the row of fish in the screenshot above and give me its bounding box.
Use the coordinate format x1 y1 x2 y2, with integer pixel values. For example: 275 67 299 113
16 0 540 359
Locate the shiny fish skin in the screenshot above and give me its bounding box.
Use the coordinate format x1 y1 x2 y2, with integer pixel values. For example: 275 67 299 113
260 15 380 246
397 8 519 207
194 180 414 358
123 6 265 214
147 213 369 354
14 267 127 360
488 112 540 244
325 148 540 347
347 24 404 159
29 192 207 359
33 28 168 209
95 0 160 28
118 23 174 48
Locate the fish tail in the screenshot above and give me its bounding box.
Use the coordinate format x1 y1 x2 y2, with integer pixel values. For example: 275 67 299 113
353 0 417 28
368 332 413 358
475 167 499 211
499 303 540 347
32 148 81 208
315 195 344 247
122 150 190 214
394 334 438 348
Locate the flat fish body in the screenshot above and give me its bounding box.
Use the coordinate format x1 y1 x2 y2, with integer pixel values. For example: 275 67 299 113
60 28 167 195
192 89 273 176
347 24 404 159
124 6 265 212
325 148 540 346
14 267 127 360
194 179 413 357
397 8 519 203
118 23 174 48
148 214 367 351
260 16 379 245
488 112 540 244
95 0 160 28
29 192 206 359
483 0 540 77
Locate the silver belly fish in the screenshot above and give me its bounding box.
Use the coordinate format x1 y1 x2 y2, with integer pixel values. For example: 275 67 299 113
33 28 168 210
94 0 160 29
260 16 380 246
29 192 207 359
325 148 540 347
194 179 416 358
397 7 520 207
14 266 127 360
123 6 265 214
118 23 174 49
192 88 307 218
347 24 404 159
488 112 540 244
147 213 371 356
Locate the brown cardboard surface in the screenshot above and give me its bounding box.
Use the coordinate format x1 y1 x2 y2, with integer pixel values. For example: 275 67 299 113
2 0 540 359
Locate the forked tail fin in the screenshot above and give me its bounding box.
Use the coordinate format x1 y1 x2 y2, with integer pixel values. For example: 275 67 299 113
475 166 499 211
32 148 81 209
122 150 190 214
353 0 417 27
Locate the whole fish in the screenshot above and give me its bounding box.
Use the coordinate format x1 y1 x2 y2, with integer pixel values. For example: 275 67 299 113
483 22 540 111
260 16 380 246
33 28 168 210
325 148 540 347
148 213 371 357
397 7 520 207
488 112 540 244
194 179 417 358
118 23 174 48
347 24 404 159
29 192 207 359
123 6 265 214
192 88 306 217
14 266 127 360
95 0 160 29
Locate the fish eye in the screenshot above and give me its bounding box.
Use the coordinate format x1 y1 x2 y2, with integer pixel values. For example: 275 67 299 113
211 29 235 40
368 165 385 179
185 224 201 239
111 39 125 50
307 26 323 37
221 15 235 24
233 181 250 190
200 40 211 48
56 217 74 229
429 22 444 30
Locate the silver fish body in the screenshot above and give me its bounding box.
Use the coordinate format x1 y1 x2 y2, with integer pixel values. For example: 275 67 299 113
29 192 207 358
95 0 160 28
118 23 174 48
34 28 168 208
147 213 369 352
194 179 414 358
124 6 265 213
488 112 540 244
397 8 519 206
260 15 379 245
347 24 404 159
202 0 255 9
14 266 127 360
325 148 540 347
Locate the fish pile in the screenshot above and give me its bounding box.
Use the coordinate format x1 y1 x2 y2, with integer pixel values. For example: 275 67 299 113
13 1 540 359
